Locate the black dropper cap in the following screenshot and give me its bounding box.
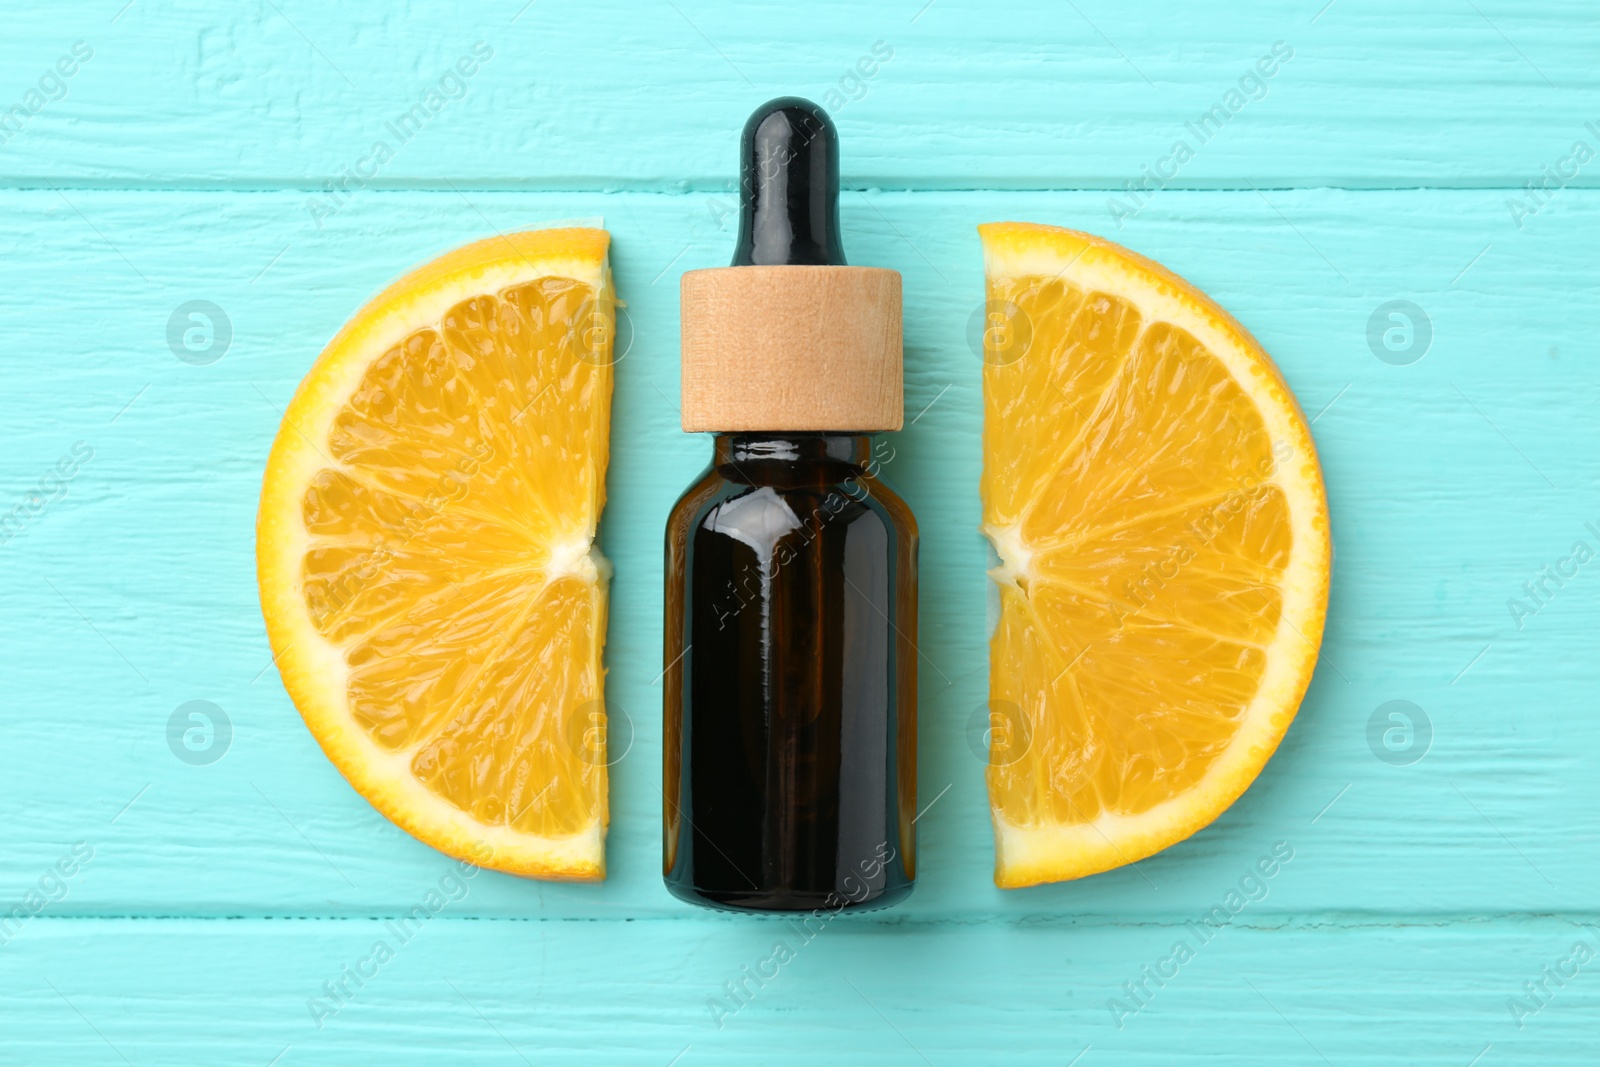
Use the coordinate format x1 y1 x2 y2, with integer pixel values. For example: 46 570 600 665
731 97 846 267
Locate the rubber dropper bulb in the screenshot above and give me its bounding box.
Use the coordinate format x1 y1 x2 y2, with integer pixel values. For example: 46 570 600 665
731 97 846 267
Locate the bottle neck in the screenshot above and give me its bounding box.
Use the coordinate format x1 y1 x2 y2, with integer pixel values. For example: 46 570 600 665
713 432 873 472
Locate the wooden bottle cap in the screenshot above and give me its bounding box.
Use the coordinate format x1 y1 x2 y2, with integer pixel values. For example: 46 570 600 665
679 264 903 432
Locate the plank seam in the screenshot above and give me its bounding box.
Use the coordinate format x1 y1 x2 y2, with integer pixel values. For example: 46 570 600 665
3 182 1600 195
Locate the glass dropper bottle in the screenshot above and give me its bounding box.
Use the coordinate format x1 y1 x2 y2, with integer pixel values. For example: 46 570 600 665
661 97 918 913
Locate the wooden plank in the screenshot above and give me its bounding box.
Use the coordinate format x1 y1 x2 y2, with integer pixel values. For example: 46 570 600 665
1 918 1593 1064
0 1 1596 188
0 187 1594 922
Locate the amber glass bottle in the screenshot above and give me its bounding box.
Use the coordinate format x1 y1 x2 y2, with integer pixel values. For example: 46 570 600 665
662 98 918 913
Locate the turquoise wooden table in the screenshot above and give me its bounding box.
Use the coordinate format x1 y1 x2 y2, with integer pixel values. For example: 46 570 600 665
3 1 1597 1062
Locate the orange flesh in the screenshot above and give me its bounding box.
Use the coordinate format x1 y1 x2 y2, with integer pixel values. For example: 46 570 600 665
983 274 1293 828
297 277 609 840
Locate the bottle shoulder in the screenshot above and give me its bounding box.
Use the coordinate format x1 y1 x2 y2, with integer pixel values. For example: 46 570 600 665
667 436 917 548
855 467 917 540
666 464 727 544
672 468 913 552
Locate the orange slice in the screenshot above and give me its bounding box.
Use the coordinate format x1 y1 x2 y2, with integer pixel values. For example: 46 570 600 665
256 227 615 880
978 222 1330 887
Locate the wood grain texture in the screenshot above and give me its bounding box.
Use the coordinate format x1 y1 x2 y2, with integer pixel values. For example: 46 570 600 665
5 918 1597 1064
1 0 1597 1061
680 265 903 430
0 1 1596 188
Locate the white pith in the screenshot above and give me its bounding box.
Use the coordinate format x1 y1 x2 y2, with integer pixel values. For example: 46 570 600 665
984 521 1033 590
